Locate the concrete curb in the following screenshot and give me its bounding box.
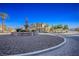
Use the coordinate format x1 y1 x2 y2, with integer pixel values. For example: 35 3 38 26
0 33 11 35
11 33 66 56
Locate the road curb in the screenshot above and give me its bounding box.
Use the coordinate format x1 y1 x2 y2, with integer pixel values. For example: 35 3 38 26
11 33 66 56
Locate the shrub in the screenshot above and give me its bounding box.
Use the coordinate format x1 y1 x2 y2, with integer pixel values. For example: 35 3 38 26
20 30 26 32
31 30 36 32
16 28 22 32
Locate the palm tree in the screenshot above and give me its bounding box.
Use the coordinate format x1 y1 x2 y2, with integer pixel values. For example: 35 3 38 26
54 24 63 33
0 13 8 32
56 24 63 29
44 24 49 32
51 25 54 32
24 17 29 32
63 25 69 32
63 25 69 30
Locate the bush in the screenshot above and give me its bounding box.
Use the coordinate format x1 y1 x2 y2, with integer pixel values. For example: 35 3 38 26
31 30 36 32
20 30 26 32
16 28 22 32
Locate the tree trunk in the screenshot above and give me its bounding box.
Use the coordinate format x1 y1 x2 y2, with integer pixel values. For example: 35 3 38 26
2 19 4 33
25 29 28 32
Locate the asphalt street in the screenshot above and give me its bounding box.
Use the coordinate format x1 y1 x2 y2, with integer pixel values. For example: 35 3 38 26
36 35 79 56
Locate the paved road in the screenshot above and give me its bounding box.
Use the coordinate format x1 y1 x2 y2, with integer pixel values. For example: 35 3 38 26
35 35 79 56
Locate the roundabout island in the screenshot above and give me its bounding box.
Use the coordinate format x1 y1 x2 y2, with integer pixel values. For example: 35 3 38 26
0 33 65 56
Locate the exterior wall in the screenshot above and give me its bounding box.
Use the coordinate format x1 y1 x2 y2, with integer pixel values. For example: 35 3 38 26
30 23 52 32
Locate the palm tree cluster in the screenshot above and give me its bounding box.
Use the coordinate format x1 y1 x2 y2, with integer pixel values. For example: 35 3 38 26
16 17 29 32
51 24 69 33
53 24 69 29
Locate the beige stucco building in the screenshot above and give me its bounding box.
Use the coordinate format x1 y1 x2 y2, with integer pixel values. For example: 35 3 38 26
30 23 52 32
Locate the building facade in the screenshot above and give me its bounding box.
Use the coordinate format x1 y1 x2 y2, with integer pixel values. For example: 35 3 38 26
30 23 69 33
30 23 52 32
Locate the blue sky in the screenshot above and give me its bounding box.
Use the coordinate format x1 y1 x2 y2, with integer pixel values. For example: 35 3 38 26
0 3 79 28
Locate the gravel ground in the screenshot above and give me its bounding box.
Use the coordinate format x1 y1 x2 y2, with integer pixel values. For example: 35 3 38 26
0 35 64 56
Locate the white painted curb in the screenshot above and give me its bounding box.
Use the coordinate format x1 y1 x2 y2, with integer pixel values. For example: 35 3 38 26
11 33 66 56
0 33 11 35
